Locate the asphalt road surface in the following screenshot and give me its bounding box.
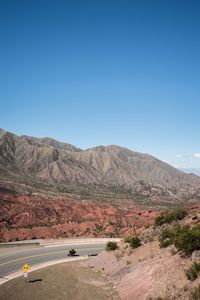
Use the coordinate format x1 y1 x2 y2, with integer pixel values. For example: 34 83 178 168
0 241 106 278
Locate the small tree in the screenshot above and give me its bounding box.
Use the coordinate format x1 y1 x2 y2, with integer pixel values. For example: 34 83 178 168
125 236 141 249
106 241 118 251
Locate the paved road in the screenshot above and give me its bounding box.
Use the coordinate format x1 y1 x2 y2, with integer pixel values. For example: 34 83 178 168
0 241 106 278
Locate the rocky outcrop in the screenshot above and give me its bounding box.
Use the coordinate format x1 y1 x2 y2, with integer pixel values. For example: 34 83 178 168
0 190 158 242
192 250 200 261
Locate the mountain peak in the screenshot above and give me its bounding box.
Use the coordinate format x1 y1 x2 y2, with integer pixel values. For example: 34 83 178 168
0 129 200 199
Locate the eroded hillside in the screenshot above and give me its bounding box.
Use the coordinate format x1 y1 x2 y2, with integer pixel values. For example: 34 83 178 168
1 128 200 200
84 208 200 300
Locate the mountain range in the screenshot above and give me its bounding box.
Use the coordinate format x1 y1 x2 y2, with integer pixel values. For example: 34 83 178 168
1 128 200 242
0 128 200 200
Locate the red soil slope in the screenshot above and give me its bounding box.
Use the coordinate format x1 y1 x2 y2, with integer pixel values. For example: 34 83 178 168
0 191 158 242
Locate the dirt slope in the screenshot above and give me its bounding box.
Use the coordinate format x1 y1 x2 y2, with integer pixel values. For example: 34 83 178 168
84 211 200 299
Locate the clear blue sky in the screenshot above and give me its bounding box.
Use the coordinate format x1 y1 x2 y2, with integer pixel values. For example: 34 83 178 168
0 0 200 168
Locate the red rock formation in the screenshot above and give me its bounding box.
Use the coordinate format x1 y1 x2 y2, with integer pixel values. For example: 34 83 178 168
0 190 159 242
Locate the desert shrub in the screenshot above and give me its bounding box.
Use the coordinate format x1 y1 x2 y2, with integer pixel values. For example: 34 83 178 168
173 224 200 255
159 223 200 255
159 229 173 248
190 284 200 300
159 237 173 248
124 236 132 243
185 267 198 281
106 241 118 251
155 208 187 226
130 236 141 249
185 263 200 281
124 236 141 249
159 223 182 248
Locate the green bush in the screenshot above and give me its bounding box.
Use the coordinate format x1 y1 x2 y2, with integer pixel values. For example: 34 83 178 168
186 267 198 281
185 262 200 281
159 223 200 255
174 224 200 255
159 223 181 248
159 237 173 248
125 236 141 249
106 241 118 251
130 236 141 249
155 208 187 226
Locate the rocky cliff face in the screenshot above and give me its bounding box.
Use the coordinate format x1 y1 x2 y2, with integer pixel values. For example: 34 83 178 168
0 128 200 199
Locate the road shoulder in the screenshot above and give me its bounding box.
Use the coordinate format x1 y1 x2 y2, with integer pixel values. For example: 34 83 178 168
0 261 120 300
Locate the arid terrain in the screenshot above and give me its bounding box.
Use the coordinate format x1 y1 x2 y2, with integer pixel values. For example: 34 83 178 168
0 189 159 242
0 128 200 241
83 208 200 299
0 261 120 300
1 208 200 300
1 128 200 198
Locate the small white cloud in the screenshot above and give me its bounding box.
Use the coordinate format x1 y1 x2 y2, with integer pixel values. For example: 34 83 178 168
193 153 200 158
175 154 182 158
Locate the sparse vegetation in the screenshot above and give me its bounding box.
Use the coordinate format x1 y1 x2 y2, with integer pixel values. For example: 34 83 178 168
125 236 141 249
190 284 200 300
106 241 118 251
174 224 200 255
124 236 132 243
159 222 182 248
186 262 200 281
95 224 103 233
159 223 200 255
155 208 188 226
56 219 62 225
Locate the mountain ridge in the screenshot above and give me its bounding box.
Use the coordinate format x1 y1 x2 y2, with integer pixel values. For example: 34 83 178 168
0 128 200 200
1 128 200 242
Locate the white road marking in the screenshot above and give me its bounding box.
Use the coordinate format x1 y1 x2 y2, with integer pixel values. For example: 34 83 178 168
0 247 103 267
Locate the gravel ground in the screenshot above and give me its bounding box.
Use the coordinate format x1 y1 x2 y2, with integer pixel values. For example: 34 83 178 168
0 261 120 300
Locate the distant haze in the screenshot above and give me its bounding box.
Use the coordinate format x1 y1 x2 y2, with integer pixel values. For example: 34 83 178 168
180 168 200 177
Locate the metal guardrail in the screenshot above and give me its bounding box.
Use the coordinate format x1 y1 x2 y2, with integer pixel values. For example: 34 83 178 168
0 240 40 247
0 237 121 248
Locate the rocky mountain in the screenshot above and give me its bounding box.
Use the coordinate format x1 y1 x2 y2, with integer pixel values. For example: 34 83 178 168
1 128 200 242
0 128 200 200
